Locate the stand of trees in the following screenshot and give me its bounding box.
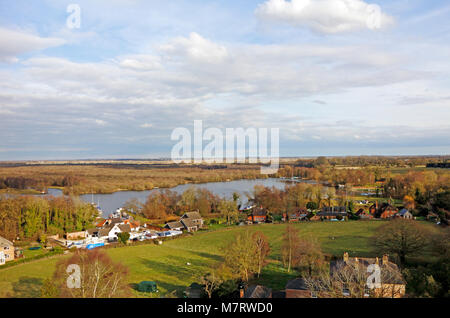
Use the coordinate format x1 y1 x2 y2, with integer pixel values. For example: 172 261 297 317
0 195 98 241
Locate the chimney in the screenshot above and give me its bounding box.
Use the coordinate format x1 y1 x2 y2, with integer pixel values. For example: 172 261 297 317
376 201 379 210
239 287 244 298
382 254 388 265
343 252 349 262
375 257 379 265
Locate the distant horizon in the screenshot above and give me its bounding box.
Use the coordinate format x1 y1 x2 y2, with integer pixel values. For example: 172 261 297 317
1 153 449 163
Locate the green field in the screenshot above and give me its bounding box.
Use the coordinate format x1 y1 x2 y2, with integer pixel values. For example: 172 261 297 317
0 221 428 298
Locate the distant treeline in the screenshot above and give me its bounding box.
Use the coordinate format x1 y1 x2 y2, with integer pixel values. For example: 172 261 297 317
294 156 449 168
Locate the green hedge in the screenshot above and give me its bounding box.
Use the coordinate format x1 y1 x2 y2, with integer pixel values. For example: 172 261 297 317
0 249 65 270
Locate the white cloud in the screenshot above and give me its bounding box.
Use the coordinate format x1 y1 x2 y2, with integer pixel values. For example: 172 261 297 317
0 27 65 63
95 119 107 126
140 123 153 128
119 55 162 71
160 32 228 63
255 0 394 34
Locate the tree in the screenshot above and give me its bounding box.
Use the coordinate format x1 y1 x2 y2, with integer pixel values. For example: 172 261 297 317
306 201 318 210
252 231 271 277
142 192 168 220
403 195 415 210
52 249 130 298
281 225 301 272
304 260 405 298
373 219 430 265
122 198 143 215
314 156 329 167
200 271 223 298
117 232 130 245
293 236 326 276
218 199 238 225
223 231 258 282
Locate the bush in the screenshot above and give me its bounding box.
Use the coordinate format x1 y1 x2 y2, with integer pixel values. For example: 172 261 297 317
0 248 65 270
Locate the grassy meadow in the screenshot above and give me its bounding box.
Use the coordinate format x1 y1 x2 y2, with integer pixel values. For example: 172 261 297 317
0 221 395 298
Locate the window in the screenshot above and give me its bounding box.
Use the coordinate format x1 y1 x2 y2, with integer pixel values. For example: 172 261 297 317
364 287 370 297
311 291 318 298
342 284 350 296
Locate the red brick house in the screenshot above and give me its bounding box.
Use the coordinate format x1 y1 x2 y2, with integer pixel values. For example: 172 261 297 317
378 203 398 219
285 278 314 298
248 207 267 223
370 202 399 219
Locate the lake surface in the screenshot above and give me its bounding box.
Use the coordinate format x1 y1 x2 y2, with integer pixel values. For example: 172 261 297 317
30 178 318 218
83 178 291 217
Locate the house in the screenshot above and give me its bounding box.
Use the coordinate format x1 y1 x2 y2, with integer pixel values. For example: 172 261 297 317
181 212 204 228
0 236 15 265
243 285 272 298
356 208 373 219
285 278 315 298
370 202 398 219
123 219 140 232
164 221 184 231
248 207 268 223
97 223 130 242
396 208 413 219
180 218 199 232
378 203 398 219
185 283 203 298
65 231 88 240
316 206 348 220
369 202 378 216
330 252 405 298
288 208 309 222
87 228 99 238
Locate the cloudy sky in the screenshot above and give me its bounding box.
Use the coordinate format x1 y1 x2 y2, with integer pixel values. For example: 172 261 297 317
0 0 449 160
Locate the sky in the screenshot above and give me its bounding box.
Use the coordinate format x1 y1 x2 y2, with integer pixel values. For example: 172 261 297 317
0 0 449 160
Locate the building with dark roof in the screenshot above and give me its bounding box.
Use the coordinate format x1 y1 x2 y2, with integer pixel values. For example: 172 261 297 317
243 285 272 298
396 208 413 219
181 211 204 228
316 206 348 219
164 221 184 231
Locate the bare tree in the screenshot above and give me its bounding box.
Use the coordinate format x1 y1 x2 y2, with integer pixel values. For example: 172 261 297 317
293 235 326 276
373 218 430 265
304 260 405 298
252 231 271 277
53 249 131 298
281 225 301 272
200 271 223 298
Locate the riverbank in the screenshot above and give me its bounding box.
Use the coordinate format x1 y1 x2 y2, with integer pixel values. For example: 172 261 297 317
0 164 266 195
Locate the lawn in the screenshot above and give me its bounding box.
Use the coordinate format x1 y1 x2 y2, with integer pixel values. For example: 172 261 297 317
0 220 425 298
